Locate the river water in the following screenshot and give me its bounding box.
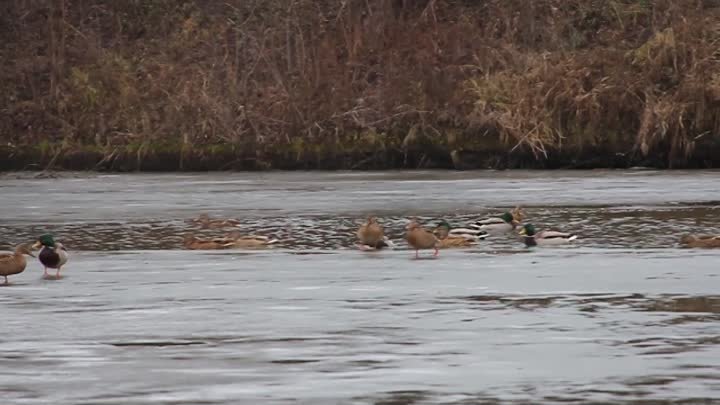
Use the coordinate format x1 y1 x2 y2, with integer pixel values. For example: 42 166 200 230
1 170 719 404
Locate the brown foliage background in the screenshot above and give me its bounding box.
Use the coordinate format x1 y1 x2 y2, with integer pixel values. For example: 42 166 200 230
1 0 719 169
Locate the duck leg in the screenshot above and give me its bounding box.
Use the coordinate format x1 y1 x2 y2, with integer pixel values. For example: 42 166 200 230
433 247 439 257
55 267 61 279
415 249 419 259
2 276 7 285
43 267 49 278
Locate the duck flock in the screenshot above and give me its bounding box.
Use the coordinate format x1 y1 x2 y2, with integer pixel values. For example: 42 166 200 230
2 207 718 285
357 207 577 258
182 207 577 256
0 207 572 285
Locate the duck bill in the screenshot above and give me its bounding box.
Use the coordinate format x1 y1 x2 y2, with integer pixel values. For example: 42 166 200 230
32 241 41 250
518 229 527 236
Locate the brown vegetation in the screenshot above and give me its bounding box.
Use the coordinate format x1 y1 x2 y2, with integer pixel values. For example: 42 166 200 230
1 0 719 170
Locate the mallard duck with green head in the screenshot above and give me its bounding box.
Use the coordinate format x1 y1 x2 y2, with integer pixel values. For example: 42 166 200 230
0 244 35 285
32 234 69 279
680 234 720 248
434 220 481 248
406 219 439 258
518 224 577 247
454 208 524 238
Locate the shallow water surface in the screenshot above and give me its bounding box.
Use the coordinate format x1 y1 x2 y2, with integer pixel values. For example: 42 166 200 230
1 171 719 404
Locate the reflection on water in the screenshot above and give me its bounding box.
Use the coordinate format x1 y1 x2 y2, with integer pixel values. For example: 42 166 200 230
1 172 720 404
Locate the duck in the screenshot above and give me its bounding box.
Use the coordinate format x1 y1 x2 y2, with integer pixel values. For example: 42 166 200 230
433 220 480 248
405 219 439 258
225 231 280 248
510 206 526 222
189 214 242 229
183 234 235 250
518 224 577 247
679 234 720 248
32 234 69 279
0 244 35 285
356 216 394 250
454 208 524 237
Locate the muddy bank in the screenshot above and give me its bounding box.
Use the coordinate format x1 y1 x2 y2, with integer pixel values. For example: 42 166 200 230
4 135 720 171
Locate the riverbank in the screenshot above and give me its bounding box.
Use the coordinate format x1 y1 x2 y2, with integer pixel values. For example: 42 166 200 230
3 133 720 172
2 1 719 171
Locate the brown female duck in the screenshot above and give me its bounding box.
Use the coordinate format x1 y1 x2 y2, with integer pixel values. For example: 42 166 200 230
680 234 720 248
511 206 526 223
356 216 393 250
0 244 35 284
433 220 478 248
406 219 439 258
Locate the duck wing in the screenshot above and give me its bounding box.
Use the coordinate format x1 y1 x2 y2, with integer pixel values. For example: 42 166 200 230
239 235 280 244
537 230 576 240
439 237 476 248
449 228 489 240
471 217 506 228
55 243 69 264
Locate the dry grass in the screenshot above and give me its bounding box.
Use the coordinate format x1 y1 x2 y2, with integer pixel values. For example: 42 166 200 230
463 0 720 166
1 0 719 169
